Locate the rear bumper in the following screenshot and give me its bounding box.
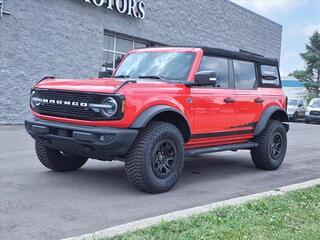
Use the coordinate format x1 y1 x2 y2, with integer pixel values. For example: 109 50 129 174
305 115 320 122
25 117 138 160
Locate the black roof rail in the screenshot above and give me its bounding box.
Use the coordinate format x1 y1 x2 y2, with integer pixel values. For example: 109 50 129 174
146 46 279 66
239 49 264 57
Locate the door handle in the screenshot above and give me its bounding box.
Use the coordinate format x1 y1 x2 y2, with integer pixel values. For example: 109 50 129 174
254 98 264 103
224 97 236 103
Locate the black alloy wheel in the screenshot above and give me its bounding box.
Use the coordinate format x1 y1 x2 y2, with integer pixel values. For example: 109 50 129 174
270 132 284 160
152 139 177 179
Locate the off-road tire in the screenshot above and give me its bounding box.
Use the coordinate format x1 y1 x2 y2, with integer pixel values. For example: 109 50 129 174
125 121 185 193
251 120 287 170
35 140 88 172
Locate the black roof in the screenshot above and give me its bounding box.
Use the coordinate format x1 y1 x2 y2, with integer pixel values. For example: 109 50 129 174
201 47 279 66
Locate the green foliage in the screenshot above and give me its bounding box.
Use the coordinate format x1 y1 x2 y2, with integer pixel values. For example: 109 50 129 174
101 186 320 240
288 70 310 80
295 31 320 97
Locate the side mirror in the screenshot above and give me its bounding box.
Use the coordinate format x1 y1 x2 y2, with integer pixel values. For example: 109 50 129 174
194 71 217 86
262 75 277 81
298 103 303 107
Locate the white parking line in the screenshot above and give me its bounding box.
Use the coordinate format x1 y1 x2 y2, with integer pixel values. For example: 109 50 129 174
62 178 320 240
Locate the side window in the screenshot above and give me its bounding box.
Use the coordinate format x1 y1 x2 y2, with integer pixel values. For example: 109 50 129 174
233 60 257 89
198 56 229 88
261 65 280 86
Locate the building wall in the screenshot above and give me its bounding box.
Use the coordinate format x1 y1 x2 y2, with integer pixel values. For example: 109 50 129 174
0 0 282 124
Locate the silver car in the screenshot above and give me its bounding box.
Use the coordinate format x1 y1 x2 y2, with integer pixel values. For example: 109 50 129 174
305 98 320 123
287 98 307 122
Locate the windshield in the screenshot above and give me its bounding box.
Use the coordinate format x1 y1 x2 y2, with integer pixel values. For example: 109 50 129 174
310 99 320 108
114 52 195 81
288 99 298 106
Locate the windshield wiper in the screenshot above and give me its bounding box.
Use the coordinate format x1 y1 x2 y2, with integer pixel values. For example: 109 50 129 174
138 75 166 81
114 75 131 79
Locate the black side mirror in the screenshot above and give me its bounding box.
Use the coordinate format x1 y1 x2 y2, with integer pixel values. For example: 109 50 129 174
262 75 277 81
194 71 217 86
298 103 303 107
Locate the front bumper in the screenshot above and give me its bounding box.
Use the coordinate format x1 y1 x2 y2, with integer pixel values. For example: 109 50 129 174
25 117 138 160
305 115 320 122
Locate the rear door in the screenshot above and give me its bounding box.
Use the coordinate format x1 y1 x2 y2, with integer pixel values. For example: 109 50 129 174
234 60 262 136
299 99 307 116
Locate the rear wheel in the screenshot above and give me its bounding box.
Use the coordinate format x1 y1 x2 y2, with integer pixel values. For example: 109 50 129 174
35 140 88 172
125 121 184 193
251 120 287 170
292 112 298 122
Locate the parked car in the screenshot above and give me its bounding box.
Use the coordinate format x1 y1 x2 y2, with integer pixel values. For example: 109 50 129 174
305 98 320 123
287 98 307 122
25 47 289 193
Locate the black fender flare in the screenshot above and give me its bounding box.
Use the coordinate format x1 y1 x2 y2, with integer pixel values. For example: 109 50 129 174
254 106 289 136
130 105 191 141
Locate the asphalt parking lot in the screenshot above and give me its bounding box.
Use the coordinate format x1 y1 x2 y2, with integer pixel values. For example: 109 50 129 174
1 123 320 240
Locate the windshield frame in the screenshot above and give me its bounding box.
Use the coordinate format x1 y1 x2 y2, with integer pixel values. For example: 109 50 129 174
113 51 196 82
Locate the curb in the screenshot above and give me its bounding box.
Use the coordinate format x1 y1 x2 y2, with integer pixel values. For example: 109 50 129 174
63 178 320 240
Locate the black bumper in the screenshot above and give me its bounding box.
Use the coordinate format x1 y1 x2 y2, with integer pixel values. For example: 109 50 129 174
305 115 320 122
25 117 138 160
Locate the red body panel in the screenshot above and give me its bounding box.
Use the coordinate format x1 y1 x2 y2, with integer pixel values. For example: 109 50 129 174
33 47 287 149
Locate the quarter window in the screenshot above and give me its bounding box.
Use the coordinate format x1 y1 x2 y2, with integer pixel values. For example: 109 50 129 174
261 65 280 86
233 60 256 89
198 56 229 88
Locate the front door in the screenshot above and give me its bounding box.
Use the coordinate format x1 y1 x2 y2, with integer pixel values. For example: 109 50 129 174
189 56 237 148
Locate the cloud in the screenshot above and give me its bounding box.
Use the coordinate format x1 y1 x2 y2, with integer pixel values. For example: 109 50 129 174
230 0 307 17
301 24 320 36
280 50 304 76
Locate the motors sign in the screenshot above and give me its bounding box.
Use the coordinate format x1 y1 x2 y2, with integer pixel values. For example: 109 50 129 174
82 0 145 19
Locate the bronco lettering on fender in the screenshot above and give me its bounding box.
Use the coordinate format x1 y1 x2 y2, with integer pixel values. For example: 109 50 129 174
25 47 289 193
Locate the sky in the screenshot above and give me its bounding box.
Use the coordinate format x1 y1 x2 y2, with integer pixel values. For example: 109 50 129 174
230 0 320 76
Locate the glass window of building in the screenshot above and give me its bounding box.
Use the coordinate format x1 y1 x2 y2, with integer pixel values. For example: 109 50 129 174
102 33 151 74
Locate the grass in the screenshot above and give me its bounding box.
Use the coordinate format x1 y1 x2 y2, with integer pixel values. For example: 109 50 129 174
101 185 320 240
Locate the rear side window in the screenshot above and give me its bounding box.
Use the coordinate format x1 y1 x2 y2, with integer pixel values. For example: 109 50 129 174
199 56 229 88
261 65 280 86
233 60 256 89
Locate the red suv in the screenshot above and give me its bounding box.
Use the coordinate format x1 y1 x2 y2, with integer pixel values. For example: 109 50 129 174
25 47 289 193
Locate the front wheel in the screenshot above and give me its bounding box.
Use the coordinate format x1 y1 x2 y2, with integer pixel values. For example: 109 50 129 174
125 121 185 193
35 140 88 172
251 120 287 170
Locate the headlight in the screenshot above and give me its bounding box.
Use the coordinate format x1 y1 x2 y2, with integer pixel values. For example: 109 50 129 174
30 90 42 108
90 97 118 117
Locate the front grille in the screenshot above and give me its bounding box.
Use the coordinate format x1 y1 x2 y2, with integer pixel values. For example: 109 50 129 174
310 111 320 116
32 89 123 120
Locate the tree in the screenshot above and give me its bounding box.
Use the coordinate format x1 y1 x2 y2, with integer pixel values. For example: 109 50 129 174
300 31 320 97
289 70 309 80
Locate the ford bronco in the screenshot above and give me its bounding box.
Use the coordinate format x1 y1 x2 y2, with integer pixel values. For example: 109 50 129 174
25 47 289 193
